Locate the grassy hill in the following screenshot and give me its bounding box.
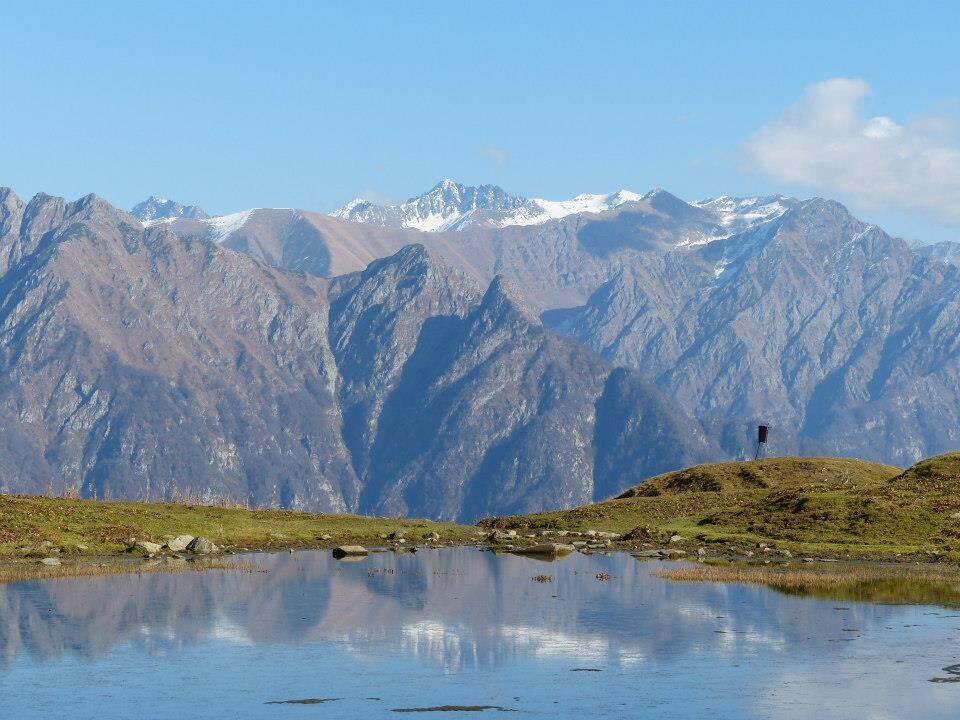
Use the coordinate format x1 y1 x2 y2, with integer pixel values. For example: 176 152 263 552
484 454 960 559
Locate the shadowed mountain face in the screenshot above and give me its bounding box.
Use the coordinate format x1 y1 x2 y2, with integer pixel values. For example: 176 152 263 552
0 188 715 519
176 186 960 466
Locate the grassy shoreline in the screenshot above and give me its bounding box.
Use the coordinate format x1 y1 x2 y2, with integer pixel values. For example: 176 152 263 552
0 493 477 556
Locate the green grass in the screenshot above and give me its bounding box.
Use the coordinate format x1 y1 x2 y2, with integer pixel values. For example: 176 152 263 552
655 561 960 606
483 454 960 560
0 494 475 558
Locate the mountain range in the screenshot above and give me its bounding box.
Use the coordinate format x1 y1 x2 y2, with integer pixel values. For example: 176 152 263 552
145 179 960 467
0 177 958 519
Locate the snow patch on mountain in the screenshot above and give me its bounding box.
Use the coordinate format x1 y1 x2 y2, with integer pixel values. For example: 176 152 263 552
204 209 256 242
502 190 644 227
694 195 792 233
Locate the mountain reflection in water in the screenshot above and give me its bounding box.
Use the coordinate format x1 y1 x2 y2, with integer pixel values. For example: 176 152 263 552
1 548 959 720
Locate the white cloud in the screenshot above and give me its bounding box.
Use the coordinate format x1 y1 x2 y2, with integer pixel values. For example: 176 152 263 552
482 146 507 167
744 78 960 224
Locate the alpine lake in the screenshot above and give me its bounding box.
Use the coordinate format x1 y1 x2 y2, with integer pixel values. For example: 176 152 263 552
1 547 959 719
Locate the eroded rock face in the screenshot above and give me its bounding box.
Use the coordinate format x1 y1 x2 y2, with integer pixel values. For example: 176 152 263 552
0 189 716 520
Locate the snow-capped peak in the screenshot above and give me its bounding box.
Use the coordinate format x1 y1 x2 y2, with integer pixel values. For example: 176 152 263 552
131 195 209 225
329 181 646 232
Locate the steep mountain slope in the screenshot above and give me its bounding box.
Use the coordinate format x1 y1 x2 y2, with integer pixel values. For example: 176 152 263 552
0 188 716 519
328 251 715 518
0 189 359 507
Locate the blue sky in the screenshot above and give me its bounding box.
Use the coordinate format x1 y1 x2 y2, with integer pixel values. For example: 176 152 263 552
1 1 958 242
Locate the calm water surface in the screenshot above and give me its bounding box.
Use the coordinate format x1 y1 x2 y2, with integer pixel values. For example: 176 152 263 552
1 548 959 719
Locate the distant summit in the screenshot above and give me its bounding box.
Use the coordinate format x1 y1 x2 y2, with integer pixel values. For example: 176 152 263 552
131 195 208 224
330 179 645 232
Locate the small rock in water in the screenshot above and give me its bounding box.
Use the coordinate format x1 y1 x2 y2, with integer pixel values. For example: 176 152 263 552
511 543 575 557
186 537 219 554
632 549 663 559
332 545 369 558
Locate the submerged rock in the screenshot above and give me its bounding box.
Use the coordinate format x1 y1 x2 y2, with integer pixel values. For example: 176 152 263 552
510 543 576 557
632 549 663 559
332 545 369 558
